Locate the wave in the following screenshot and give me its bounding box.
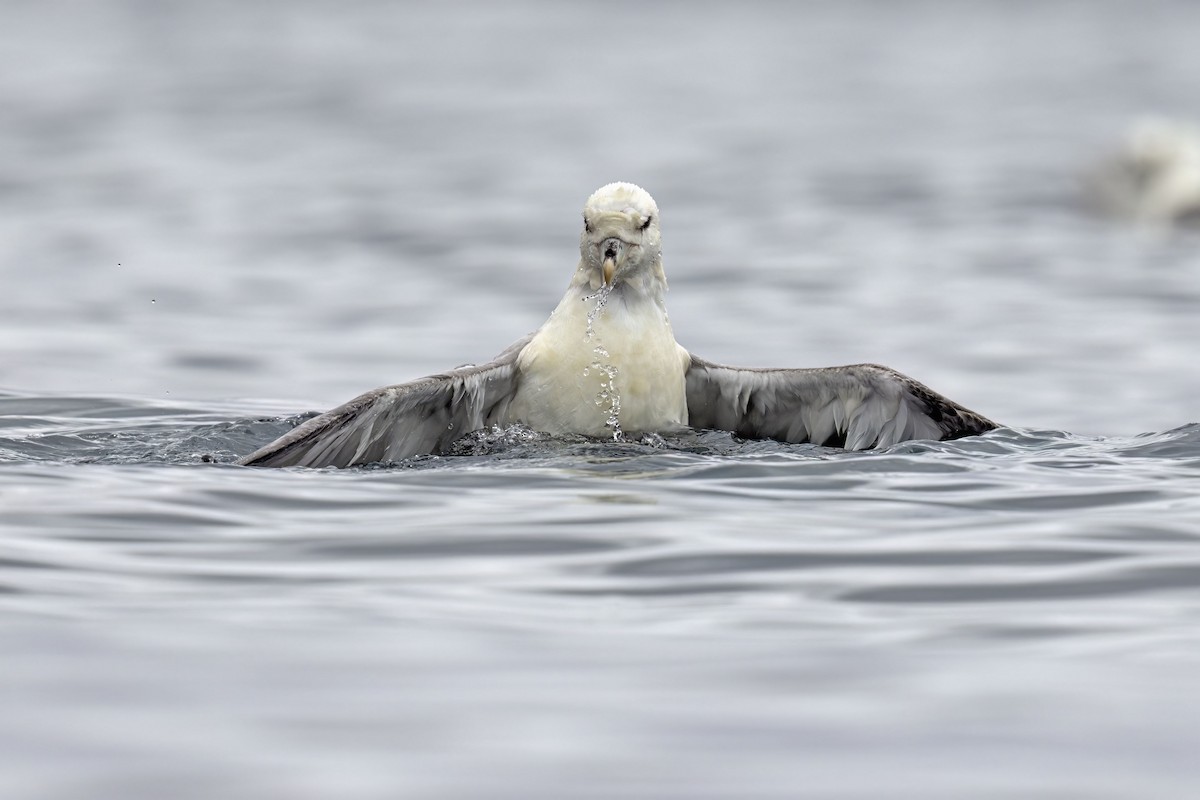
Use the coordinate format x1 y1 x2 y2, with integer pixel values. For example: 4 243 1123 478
1 391 1197 469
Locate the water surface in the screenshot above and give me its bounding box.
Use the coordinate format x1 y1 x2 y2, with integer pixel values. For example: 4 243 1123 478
2 1 1200 798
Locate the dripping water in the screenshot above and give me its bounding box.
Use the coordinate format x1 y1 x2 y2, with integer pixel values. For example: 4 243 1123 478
582 284 624 441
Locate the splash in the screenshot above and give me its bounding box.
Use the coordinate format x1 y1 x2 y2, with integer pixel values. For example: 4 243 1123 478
592 360 622 441
582 285 623 441
582 284 611 340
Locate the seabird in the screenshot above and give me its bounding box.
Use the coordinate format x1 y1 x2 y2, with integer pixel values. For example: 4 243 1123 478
240 183 996 468
1090 118 1200 226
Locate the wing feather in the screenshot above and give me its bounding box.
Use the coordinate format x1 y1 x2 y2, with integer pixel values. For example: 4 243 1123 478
238 335 531 468
685 356 996 450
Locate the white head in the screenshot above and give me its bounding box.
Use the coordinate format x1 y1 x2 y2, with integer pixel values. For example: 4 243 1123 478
578 182 665 291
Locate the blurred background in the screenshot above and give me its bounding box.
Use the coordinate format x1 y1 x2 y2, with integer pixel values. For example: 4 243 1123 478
4 4 1200 799
1 0 1198 435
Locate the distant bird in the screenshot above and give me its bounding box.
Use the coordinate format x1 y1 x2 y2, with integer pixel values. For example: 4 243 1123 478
1090 118 1200 226
240 183 996 468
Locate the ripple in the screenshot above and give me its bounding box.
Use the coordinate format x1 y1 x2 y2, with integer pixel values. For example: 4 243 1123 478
2 395 1199 634
845 562 1200 604
299 534 629 560
606 547 1126 578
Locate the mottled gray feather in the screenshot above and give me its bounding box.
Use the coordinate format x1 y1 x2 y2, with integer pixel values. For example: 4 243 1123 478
238 335 532 468
685 356 996 450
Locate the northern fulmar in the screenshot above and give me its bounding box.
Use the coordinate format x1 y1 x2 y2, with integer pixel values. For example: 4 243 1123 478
240 182 996 468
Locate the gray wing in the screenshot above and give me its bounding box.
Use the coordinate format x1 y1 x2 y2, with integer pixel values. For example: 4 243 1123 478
685 355 997 450
238 335 532 468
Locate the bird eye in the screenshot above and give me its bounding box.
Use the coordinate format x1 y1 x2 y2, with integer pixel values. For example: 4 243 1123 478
639 215 652 231
583 215 593 234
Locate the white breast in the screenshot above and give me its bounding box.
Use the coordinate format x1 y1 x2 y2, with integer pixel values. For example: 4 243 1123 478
504 287 690 438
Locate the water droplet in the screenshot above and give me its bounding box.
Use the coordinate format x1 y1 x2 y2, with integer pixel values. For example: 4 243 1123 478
580 286 624 439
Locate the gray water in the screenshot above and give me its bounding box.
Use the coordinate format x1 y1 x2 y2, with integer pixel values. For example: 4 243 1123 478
3 2 1200 797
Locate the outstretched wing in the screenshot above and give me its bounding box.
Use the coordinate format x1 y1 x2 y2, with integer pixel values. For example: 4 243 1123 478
685 356 997 450
239 336 532 468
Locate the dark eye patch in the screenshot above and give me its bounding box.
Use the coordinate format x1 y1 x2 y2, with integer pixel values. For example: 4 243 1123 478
583 215 593 234
640 215 653 231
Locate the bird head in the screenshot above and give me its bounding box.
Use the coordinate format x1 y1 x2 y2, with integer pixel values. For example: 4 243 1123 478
579 182 664 290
